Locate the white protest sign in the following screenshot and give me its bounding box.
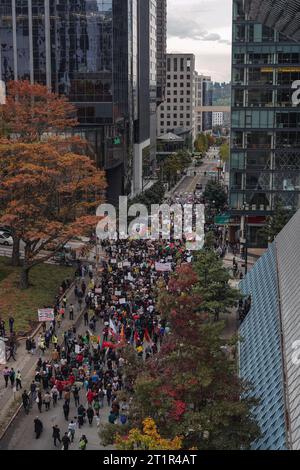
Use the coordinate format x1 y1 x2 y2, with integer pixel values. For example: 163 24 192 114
38 308 54 322
119 298 126 305
155 262 172 272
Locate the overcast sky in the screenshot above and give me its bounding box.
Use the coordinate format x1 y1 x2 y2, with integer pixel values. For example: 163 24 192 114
167 0 232 82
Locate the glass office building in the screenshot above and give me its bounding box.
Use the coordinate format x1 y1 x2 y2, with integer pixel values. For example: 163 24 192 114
0 1 167 202
230 0 300 245
239 208 300 449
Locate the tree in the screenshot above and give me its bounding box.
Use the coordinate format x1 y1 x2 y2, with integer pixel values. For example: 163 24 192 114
1 80 77 142
194 133 208 154
219 143 229 162
0 81 106 287
260 201 295 243
203 180 227 211
125 264 260 450
115 418 182 450
193 250 241 321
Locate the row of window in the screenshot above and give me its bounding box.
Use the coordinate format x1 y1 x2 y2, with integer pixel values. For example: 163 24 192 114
167 74 191 80
233 67 300 86
166 90 191 95
160 121 191 127
232 110 300 129
160 105 191 111
167 82 191 88
232 130 300 148
160 114 191 118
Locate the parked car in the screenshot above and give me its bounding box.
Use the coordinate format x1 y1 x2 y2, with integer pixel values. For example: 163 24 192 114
0 231 13 246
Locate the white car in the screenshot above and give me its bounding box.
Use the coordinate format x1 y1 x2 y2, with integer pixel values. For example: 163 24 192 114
0 231 13 246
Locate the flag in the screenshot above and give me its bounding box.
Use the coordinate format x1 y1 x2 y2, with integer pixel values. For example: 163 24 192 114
144 329 154 347
119 325 126 344
109 319 117 337
134 330 140 344
102 341 116 350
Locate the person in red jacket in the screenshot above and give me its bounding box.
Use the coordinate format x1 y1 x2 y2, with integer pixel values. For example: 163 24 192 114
86 389 94 406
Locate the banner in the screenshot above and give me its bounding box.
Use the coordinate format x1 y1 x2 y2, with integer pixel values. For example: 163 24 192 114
38 308 54 322
155 262 172 272
0 337 6 365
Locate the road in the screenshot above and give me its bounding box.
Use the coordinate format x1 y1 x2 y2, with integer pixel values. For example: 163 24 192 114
0 157 219 451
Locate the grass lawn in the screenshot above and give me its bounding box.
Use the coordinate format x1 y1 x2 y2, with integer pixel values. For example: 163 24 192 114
0 257 74 335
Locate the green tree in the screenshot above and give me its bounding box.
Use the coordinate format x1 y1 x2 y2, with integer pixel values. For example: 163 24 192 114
219 143 229 162
194 133 208 154
260 201 295 242
193 250 241 321
204 180 227 211
125 264 260 450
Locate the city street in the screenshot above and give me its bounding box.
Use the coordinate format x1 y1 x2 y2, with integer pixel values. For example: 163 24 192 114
0 157 221 451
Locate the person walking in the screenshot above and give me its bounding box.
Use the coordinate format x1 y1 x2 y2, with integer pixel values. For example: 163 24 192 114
63 400 70 421
69 304 74 321
34 417 43 439
16 370 22 390
7 344 16 361
36 390 43 413
44 391 51 411
3 367 10 388
79 435 88 450
22 390 30 414
8 316 14 334
68 420 76 443
62 432 71 451
52 425 61 447
72 385 80 407
9 367 15 388
87 407 94 426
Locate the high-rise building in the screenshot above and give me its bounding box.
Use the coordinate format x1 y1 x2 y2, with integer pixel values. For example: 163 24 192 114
0 0 167 203
195 73 213 134
230 0 300 246
157 53 196 143
238 208 300 450
156 0 167 104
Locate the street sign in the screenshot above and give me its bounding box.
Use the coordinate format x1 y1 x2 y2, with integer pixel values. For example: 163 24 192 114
214 215 231 225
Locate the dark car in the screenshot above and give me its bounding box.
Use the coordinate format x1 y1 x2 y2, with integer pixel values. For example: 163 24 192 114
196 183 203 191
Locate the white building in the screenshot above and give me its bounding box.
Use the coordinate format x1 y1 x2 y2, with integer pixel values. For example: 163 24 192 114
157 53 197 142
213 112 224 127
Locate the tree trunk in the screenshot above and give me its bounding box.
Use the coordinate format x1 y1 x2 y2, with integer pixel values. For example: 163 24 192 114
20 266 30 290
11 237 21 267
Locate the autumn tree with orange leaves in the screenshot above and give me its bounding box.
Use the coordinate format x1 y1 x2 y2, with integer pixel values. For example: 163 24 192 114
0 81 106 288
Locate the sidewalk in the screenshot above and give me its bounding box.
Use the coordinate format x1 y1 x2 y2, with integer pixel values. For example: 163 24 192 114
0 269 91 437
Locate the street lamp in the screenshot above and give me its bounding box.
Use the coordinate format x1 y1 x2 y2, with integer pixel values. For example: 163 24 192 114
240 204 248 275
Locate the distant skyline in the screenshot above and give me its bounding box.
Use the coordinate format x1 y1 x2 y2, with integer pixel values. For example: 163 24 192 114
167 0 232 82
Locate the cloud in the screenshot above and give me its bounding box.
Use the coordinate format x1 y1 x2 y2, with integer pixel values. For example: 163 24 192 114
167 0 231 46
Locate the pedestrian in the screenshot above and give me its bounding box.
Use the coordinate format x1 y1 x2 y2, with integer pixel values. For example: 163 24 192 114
16 370 22 390
87 407 94 426
26 337 32 354
36 390 43 413
79 435 88 450
7 344 16 361
63 400 70 421
68 421 76 443
34 417 43 439
69 304 74 321
9 367 15 388
51 385 59 406
44 391 51 411
8 316 14 334
62 432 71 451
52 425 61 447
72 385 80 407
30 381 37 403
84 311 89 327
22 390 30 414
3 367 10 388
